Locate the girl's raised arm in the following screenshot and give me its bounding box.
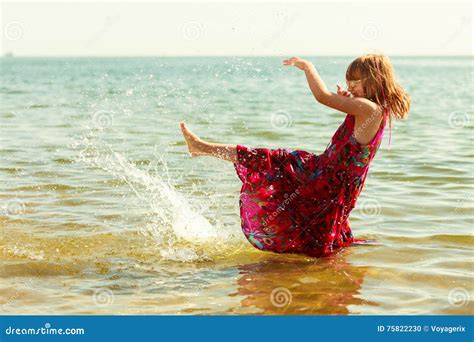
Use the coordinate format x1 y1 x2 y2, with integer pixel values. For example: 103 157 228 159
283 57 377 117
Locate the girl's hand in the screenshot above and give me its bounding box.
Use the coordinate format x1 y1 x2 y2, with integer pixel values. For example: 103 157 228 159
282 56 312 71
336 84 353 97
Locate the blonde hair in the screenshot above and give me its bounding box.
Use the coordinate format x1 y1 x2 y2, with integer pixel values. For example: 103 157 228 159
346 53 411 121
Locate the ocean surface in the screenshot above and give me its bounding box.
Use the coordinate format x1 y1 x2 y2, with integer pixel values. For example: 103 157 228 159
0 56 472 315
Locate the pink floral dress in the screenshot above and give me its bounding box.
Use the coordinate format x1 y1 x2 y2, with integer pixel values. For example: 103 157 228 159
233 110 388 258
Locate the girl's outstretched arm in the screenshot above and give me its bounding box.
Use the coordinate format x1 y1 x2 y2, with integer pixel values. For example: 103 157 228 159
283 56 377 117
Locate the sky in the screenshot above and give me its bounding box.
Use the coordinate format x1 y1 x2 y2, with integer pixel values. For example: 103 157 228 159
1 0 472 56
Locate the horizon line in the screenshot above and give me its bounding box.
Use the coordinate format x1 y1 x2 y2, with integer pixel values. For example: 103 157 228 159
2 54 472 58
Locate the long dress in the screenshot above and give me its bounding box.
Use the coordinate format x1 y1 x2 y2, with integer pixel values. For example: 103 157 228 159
233 110 388 258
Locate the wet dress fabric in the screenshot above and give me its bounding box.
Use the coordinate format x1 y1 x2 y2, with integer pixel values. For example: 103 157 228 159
233 112 387 258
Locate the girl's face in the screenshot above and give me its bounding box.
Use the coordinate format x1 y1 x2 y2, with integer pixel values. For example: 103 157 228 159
346 79 365 97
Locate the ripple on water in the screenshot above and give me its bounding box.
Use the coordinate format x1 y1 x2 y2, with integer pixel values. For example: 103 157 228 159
11 183 78 192
52 158 75 164
0 56 472 315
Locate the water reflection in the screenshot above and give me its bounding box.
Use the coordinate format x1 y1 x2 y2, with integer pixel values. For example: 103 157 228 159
230 251 372 315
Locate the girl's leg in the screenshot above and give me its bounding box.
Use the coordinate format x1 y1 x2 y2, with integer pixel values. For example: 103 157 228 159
179 122 238 163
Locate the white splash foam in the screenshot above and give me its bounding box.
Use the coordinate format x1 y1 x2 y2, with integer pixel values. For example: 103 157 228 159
74 140 220 261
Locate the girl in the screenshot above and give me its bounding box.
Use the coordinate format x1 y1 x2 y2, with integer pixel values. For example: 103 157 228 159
180 54 410 258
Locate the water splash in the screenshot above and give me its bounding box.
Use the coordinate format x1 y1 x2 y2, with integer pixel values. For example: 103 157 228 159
73 137 224 262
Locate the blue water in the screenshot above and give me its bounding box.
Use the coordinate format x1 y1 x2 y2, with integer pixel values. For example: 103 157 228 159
0 56 472 315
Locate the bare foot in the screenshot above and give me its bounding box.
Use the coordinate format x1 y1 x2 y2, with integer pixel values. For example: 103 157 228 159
179 121 207 157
